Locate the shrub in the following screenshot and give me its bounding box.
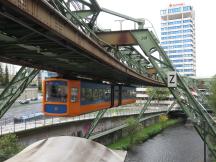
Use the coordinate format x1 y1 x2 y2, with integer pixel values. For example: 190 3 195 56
0 134 22 161
159 115 168 122
125 117 142 145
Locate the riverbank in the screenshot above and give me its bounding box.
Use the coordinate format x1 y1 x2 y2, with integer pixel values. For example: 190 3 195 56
107 118 182 150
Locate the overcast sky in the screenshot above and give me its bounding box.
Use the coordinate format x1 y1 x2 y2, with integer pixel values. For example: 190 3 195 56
97 0 216 78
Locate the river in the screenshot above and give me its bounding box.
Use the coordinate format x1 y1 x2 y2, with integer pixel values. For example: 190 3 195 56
125 123 211 162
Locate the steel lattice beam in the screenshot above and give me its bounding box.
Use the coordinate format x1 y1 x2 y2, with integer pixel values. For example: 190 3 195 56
138 92 155 120
132 30 216 158
0 0 164 86
0 67 39 118
85 109 107 139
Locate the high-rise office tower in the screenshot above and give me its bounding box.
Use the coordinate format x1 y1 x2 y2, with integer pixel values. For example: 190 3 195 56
160 3 196 76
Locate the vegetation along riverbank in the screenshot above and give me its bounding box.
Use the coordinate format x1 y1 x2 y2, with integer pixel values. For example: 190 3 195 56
108 115 183 150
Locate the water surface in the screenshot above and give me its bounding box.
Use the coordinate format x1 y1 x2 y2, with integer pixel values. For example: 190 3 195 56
125 124 210 162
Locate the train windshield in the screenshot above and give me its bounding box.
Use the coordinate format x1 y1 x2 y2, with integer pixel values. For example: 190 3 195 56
46 80 67 102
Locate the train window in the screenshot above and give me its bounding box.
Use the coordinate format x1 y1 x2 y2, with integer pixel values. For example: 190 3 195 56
81 88 86 102
132 89 136 98
86 88 93 101
99 89 103 100
46 81 67 102
104 88 111 100
114 89 119 99
122 89 126 99
93 89 99 101
71 88 79 102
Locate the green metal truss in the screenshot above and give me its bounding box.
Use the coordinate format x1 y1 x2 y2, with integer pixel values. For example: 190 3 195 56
48 0 153 79
2 2 212 154
131 30 216 157
166 101 177 115
85 93 155 139
85 109 107 139
0 67 39 118
138 92 155 120
183 77 210 109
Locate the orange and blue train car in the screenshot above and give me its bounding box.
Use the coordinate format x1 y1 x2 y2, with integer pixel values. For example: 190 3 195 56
43 78 136 116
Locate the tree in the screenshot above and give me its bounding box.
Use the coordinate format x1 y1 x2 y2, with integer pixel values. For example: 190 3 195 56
0 64 4 86
4 65 9 85
146 87 170 106
125 117 142 145
0 134 22 161
208 75 216 113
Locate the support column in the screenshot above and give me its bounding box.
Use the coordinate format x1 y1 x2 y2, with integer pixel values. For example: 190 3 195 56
0 67 39 118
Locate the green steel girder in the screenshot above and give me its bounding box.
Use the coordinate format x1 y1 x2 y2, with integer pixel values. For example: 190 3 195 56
195 88 210 109
166 101 177 115
74 0 91 7
47 0 157 80
51 0 100 30
183 77 210 109
85 92 156 139
85 109 107 139
88 0 100 28
50 0 93 33
116 47 150 76
72 10 94 19
138 92 155 120
0 67 39 118
132 30 216 157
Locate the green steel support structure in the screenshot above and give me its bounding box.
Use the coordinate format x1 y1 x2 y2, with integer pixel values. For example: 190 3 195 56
0 67 39 118
85 92 156 139
0 0 158 120
183 77 210 109
138 92 155 120
85 91 156 138
132 30 216 157
85 109 107 139
0 1 215 158
48 0 151 78
166 101 177 115
47 1 162 139
194 86 210 110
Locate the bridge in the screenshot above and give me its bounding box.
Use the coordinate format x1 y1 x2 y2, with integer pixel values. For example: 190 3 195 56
0 0 162 85
0 0 216 159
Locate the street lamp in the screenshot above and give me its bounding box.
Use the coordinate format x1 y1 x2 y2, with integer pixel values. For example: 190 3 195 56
115 19 125 30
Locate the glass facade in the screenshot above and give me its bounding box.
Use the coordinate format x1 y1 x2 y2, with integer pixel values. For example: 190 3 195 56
160 4 196 76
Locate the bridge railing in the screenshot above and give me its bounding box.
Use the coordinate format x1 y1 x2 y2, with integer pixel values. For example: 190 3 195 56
0 105 176 136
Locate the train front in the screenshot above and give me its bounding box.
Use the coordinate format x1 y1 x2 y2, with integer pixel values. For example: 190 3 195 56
43 79 69 116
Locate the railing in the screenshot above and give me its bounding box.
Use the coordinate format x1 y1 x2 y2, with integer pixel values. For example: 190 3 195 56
0 106 177 135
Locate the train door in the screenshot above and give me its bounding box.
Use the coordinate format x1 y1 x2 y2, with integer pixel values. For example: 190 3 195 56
68 80 80 116
119 85 122 106
114 85 119 107
111 85 114 108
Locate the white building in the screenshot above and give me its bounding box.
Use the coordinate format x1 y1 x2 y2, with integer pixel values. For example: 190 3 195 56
136 87 148 103
0 63 19 76
160 3 196 76
39 70 58 80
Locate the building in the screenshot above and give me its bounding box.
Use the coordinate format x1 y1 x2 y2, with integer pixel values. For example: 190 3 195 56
39 70 58 80
184 76 212 94
0 63 19 76
160 3 196 76
136 87 148 104
37 70 58 90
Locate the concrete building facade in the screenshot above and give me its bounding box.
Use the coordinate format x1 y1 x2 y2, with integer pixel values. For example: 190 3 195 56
160 3 196 76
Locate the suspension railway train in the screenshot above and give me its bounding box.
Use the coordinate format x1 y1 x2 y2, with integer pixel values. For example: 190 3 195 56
43 78 136 116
